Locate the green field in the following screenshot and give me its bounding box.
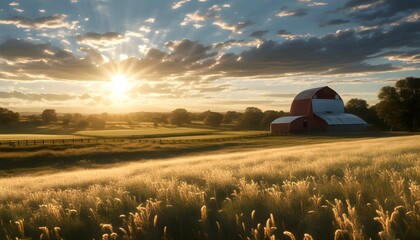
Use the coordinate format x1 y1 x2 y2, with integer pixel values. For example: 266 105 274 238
74 127 217 138
0 134 84 140
0 135 419 240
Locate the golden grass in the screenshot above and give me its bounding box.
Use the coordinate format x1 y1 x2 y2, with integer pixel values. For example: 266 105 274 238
0 135 419 239
74 127 216 137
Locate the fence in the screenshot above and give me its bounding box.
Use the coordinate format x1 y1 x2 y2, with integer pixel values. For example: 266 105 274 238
0 133 271 148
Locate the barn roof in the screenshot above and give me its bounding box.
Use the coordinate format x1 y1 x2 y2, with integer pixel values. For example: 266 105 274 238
271 115 305 124
294 86 338 100
315 113 367 125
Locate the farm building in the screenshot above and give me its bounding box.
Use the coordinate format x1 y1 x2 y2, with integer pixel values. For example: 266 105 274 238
271 86 367 134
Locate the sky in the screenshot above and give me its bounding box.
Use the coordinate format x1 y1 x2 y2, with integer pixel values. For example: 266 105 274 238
0 0 419 113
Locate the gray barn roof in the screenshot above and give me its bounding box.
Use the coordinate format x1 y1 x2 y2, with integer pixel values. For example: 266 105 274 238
315 113 367 125
271 115 305 124
294 87 325 100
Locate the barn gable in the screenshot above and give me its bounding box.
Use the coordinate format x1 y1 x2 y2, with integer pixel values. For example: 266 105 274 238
271 86 367 134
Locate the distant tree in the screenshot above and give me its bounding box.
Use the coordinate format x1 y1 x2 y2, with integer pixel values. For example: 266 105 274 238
260 110 287 130
0 107 19 124
346 98 388 130
77 120 90 129
204 112 223 127
239 107 264 129
89 117 106 129
170 108 191 126
196 110 211 121
41 109 57 123
27 114 40 123
62 119 70 127
376 77 420 131
72 113 83 123
223 111 242 124
345 98 369 116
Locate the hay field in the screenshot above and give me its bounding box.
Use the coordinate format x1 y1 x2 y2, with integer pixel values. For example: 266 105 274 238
74 127 216 138
0 136 419 240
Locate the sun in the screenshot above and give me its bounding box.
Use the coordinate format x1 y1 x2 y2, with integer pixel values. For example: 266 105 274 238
109 74 130 100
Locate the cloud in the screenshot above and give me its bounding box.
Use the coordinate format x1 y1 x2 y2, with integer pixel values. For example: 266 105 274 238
276 29 312 40
276 7 307 17
172 0 190 9
180 4 230 27
209 4 230 12
309 2 327 7
0 15 77 29
213 20 253 34
0 91 75 101
339 0 420 25
145 18 155 23
250 30 269 39
76 32 128 47
0 39 72 61
210 21 420 77
164 39 217 63
0 18 418 83
0 39 107 81
320 19 350 27
181 11 214 26
262 93 296 98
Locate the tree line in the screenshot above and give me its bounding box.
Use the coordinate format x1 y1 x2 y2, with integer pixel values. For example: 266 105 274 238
0 77 418 131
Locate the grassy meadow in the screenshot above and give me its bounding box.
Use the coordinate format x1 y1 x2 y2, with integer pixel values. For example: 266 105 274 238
0 135 419 240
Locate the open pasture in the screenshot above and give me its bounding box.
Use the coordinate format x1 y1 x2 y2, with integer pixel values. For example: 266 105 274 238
0 135 419 240
74 127 217 138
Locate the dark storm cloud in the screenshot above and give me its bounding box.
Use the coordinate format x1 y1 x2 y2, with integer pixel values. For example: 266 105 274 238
0 15 77 29
250 30 269 39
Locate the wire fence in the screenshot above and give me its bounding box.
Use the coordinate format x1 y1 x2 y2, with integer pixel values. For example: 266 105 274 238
0 133 271 148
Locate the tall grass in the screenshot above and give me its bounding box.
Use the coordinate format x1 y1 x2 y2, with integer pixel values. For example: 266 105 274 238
0 136 419 239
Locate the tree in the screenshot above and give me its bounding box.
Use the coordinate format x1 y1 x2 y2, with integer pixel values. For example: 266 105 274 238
239 107 264 129
0 107 19 124
41 109 57 123
170 108 191 126
376 77 420 131
196 110 211 121
345 98 369 117
223 111 242 124
89 117 106 129
346 98 388 130
260 110 287 130
204 112 223 127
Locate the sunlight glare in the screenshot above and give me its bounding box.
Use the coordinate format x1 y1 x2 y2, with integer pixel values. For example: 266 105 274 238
110 74 130 101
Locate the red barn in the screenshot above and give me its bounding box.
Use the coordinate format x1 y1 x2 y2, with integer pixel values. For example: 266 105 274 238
271 86 367 134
